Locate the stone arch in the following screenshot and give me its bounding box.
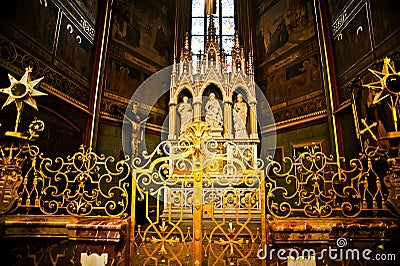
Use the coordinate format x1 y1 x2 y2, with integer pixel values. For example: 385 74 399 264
177 88 193 101
173 85 195 104
202 83 224 101
231 84 254 103
199 81 226 101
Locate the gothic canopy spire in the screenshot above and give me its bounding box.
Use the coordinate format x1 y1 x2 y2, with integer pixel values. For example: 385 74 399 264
207 14 217 44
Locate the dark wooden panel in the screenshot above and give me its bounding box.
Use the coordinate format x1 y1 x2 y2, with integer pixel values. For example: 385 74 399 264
56 13 94 80
332 4 372 77
370 0 400 47
0 0 59 53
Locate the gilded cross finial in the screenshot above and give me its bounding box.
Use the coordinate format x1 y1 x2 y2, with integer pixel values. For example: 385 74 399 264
359 118 378 141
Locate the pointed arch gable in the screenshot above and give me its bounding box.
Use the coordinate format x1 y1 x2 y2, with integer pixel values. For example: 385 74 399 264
230 74 254 103
172 76 195 104
199 68 226 100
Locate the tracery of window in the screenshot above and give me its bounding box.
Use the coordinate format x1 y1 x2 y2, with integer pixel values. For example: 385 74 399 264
191 0 235 71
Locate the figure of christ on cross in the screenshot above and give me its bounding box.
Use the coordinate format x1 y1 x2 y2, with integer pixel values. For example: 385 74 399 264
119 103 149 160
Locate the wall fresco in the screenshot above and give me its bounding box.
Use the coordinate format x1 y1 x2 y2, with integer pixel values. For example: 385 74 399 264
256 0 315 65
111 0 171 67
0 0 59 54
254 0 323 124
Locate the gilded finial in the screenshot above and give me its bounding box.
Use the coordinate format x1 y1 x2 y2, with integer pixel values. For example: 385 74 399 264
184 32 190 50
363 57 400 132
0 67 46 136
235 31 240 48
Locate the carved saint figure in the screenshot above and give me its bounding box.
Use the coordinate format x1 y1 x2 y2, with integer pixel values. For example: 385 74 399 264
178 96 193 134
205 93 223 128
233 94 248 138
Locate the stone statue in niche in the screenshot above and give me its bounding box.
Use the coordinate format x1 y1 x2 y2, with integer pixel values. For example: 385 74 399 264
205 93 223 129
233 94 248 139
178 96 193 135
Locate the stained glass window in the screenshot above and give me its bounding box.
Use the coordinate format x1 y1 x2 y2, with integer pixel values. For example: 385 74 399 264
192 18 204 35
191 36 204 54
191 0 235 71
222 36 234 54
222 18 234 35
192 0 204 17
221 0 234 16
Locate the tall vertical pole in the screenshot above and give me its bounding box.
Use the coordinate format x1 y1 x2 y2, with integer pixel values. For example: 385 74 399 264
313 0 342 159
87 0 113 150
130 172 137 266
261 170 267 266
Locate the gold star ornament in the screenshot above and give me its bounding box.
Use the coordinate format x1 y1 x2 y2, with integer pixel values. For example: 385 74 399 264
0 66 46 111
363 57 400 133
363 57 400 104
0 67 46 135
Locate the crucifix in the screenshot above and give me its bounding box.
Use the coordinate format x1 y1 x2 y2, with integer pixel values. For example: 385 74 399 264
205 0 216 14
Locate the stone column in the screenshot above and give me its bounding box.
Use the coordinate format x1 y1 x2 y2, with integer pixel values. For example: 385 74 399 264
168 103 177 140
224 101 233 139
193 96 202 121
249 103 258 139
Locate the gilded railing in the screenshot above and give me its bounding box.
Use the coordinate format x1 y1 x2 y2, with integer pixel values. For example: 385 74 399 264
265 144 393 218
1 122 397 222
1 136 131 217
0 119 46 214
0 67 127 217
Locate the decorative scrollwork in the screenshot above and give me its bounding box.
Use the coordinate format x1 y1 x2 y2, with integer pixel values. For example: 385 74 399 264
1 134 131 217
265 146 390 218
36 145 130 216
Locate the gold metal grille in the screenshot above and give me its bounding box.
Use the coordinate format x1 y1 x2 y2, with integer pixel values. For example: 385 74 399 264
265 145 390 218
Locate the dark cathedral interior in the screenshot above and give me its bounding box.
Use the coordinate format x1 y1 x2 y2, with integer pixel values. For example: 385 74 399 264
1 0 400 265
